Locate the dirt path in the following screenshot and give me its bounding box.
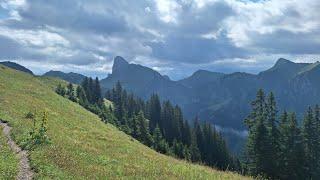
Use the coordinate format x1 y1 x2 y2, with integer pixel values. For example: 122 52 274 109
0 121 33 180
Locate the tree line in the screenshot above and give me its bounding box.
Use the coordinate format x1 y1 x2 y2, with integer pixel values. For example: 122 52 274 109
56 80 240 172
244 89 320 179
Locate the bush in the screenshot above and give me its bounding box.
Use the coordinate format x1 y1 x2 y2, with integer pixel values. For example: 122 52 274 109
22 110 50 150
25 111 35 119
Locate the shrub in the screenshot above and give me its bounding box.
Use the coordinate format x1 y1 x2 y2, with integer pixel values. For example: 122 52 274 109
25 111 35 119
22 110 50 150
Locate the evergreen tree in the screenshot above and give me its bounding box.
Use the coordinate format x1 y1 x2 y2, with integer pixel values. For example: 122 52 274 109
182 120 192 146
280 113 305 180
76 86 89 107
66 83 77 102
135 111 153 146
302 107 319 179
148 94 161 131
244 89 266 176
254 118 272 178
161 101 175 143
94 77 103 106
265 92 280 178
190 130 201 162
152 125 170 154
173 105 183 142
55 84 66 96
314 105 320 177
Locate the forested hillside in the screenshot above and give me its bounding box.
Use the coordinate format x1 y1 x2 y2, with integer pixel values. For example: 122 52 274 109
100 57 320 131
243 89 320 179
0 65 248 179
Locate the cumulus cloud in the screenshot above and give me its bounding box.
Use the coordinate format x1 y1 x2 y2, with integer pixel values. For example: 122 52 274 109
0 0 319 78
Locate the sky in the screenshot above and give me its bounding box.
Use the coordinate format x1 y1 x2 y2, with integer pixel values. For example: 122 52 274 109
0 0 319 80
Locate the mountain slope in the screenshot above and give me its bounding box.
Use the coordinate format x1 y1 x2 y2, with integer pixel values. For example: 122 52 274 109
42 70 87 84
0 65 248 179
100 56 192 105
0 61 33 75
101 57 320 131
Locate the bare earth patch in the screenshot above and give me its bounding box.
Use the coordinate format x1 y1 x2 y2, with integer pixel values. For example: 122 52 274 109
0 121 33 180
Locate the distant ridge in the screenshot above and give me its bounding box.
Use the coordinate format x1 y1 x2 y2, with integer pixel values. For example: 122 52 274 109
100 56 320 131
42 70 87 84
0 61 33 75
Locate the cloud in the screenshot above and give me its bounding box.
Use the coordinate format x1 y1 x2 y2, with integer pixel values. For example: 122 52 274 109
0 0 319 79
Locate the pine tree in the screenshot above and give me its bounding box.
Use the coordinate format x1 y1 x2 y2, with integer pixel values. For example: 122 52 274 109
265 92 280 178
76 86 89 107
94 77 103 105
152 125 170 154
280 113 305 179
314 105 320 177
190 130 201 162
182 120 192 146
148 94 161 131
303 107 319 178
55 84 66 96
244 89 266 176
135 111 153 146
153 125 163 150
66 83 76 102
193 118 204 162
173 105 183 142
254 118 271 178
161 101 175 143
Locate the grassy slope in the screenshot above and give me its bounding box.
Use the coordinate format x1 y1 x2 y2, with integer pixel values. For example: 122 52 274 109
0 65 249 179
0 126 19 179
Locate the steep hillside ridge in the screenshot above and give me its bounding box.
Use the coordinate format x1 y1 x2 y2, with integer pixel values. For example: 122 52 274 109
0 65 248 179
0 61 33 75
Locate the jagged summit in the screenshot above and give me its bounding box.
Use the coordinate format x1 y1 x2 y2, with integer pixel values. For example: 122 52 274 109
112 56 129 74
274 58 294 66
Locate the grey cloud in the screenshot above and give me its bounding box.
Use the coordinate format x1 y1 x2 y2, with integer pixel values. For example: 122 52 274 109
250 30 320 54
0 0 319 79
148 33 249 63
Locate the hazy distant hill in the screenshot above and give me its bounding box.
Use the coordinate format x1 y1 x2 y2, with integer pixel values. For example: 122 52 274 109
42 70 87 84
0 61 33 75
101 57 320 130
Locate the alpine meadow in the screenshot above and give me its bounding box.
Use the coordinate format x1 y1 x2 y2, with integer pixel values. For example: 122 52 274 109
0 0 320 179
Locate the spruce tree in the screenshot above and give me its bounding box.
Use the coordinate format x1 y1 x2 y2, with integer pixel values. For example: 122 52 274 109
66 83 76 102
265 92 280 178
152 125 170 154
76 86 88 107
148 94 161 131
244 89 266 176
190 130 201 162
55 84 66 96
94 77 103 105
314 105 320 177
303 107 319 178
136 111 153 146
280 113 305 179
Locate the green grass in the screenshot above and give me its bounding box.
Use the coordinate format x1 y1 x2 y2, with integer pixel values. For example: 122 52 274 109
0 126 19 179
0 65 249 179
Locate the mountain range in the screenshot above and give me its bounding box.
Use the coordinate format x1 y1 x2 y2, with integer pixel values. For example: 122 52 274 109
100 57 320 131
3 57 320 131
